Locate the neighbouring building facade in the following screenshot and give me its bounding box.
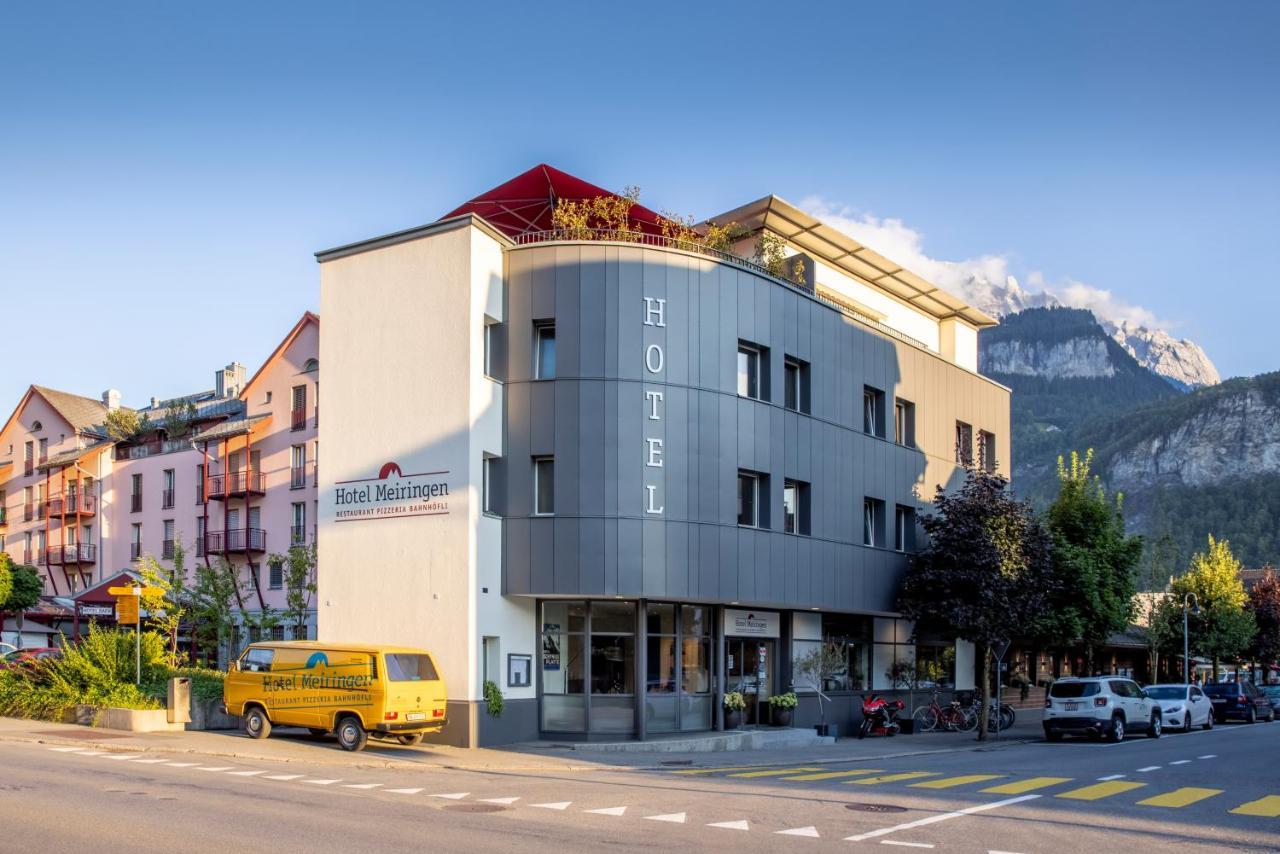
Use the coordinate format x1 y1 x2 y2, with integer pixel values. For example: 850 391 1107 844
0 314 320 653
317 165 1011 746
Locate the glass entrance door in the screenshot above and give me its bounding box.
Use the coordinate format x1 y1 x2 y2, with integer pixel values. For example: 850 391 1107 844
726 639 775 725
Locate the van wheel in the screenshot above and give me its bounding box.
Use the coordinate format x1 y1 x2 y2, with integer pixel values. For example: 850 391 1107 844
397 733 424 746
336 715 368 752
242 707 271 740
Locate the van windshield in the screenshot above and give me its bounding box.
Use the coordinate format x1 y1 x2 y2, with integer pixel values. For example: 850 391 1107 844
1049 682 1100 699
385 654 439 682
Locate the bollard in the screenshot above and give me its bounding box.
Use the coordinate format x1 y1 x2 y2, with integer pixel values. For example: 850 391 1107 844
167 677 192 724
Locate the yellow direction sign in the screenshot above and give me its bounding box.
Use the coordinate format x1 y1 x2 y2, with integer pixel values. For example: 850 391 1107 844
116 597 139 624
107 585 163 597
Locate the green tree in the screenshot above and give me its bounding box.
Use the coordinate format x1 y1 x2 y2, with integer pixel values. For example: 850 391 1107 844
1037 450 1143 671
190 557 242 668
1 563 43 649
136 540 191 664
897 469 1058 739
270 543 317 640
104 408 151 442
1247 567 1280 668
160 400 198 440
1167 536 1256 676
0 552 12 609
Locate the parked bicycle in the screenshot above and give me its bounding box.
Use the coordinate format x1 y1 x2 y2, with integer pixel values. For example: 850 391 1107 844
913 691 978 733
963 696 1016 731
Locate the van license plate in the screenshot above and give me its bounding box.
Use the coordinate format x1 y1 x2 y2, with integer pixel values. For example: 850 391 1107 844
1065 702 1078 711
406 712 426 721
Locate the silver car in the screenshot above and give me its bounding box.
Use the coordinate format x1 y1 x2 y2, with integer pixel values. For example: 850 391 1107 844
1145 684 1214 732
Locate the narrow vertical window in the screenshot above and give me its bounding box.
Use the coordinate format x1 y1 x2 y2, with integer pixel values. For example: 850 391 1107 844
535 322 556 379
162 468 175 509
737 471 759 528
979 431 997 474
864 498 885 548
162 519 175 558
196 464 205 503
863 387 885 437
482 456 499 515
292 502 306 544
533 457 555 515
895 505 913 552
291 384 307 430
894 399 915 447
291 444 307 488
783 356 809 413
737 343 762 400
955 421 974 466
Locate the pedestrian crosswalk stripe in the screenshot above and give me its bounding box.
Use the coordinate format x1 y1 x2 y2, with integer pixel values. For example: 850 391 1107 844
672 766 756 775
911 775 1006 790
1230 796 1280 817
981 777 1072 794
1137 787 1223 808
782 768 883 782
848 772 940 785
1056 781 1146 801
728 767 822 778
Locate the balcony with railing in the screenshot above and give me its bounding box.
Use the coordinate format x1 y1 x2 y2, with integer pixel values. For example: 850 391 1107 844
24 460 34 477
162 489 175 509
46 544 97 565
206 470 267 500
162 539 175 559
291 408 307 431
290 466 307 489
290 525 307 545
114 438 194 461
48 492 96 517
204 528 268 555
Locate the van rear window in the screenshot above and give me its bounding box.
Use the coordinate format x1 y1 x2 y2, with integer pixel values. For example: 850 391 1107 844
1049 682 1100 699
385 654 438 682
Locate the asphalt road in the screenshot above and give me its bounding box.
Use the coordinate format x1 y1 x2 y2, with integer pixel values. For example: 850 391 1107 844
2 720 1277 853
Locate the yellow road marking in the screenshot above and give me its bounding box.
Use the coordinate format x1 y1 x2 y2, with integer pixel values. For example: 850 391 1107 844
782 769 883 782
727 767 823 779
672 767 756 776
982 777 1073 794
1137 787 1223 808
911 774 1006 790
1230 795 1280 817
1056 781 1147 801
847 772 939 785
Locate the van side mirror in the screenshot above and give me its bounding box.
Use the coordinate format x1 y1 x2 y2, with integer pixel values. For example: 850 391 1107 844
229 660 240 673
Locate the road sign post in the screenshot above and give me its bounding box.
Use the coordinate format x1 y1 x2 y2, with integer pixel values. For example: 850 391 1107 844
109 585 159 685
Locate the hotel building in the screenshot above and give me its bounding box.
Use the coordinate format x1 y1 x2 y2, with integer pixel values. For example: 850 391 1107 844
0 314 319 651
317 165 1010 746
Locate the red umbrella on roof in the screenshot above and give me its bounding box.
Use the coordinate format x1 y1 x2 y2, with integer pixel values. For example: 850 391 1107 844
442 163 666 238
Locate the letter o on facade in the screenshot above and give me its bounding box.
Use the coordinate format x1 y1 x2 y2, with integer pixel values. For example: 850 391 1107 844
645 344 664 374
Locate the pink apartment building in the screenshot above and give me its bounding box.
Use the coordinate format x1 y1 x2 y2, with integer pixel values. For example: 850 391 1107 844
0 313 319 650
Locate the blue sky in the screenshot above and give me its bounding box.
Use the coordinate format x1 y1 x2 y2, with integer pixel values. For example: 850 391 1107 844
2 1 1276 411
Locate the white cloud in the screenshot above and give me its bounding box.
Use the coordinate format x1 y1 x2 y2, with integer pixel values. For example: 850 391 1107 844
798 196 1170 331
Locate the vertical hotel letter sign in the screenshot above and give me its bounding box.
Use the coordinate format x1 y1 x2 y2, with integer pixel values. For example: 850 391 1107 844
643 297 665 514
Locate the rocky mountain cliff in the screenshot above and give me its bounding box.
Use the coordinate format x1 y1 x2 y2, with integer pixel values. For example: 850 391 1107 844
962 274 1219 389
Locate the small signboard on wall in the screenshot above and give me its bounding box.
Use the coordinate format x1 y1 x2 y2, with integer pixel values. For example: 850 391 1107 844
508 654 531 688
723 609 780 638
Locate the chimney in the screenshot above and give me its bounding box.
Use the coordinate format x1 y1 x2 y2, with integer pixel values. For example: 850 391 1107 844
150 397 159 409
102 389 122 411
216 361 248 398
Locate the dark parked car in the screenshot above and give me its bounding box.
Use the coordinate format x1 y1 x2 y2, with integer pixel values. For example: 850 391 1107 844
1202 681 1276 723
1260 685 1280 715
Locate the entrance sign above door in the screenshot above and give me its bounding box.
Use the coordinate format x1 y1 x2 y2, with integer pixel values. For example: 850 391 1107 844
724 609 780 638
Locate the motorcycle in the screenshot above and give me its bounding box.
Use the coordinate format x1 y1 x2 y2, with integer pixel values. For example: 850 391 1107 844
858 694 905 739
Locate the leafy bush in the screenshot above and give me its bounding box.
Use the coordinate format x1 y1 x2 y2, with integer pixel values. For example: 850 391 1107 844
142 666 226 704
768 691 798 709
723 691 746 711
483 680 504 718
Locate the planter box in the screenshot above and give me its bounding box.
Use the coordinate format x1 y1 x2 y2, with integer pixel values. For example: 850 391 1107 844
63 705 185 733
187 697 239 731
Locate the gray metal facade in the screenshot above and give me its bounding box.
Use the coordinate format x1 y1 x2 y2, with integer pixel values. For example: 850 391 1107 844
498 242 1009 614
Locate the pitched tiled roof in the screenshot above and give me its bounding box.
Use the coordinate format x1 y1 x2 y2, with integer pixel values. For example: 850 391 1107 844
36 439 114 472
32 385 115 436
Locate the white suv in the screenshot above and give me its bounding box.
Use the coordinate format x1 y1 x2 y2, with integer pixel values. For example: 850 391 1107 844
1043 677 1163 742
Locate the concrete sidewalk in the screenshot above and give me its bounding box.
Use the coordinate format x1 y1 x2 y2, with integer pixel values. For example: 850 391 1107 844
0 714 1042 772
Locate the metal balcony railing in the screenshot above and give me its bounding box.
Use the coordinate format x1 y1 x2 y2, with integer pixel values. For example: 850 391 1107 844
162 539 175 559
290 525 307 545
206 470 266 499
130 542 142 560
46 544 97 565
204 528 267 554
49 492 96 516
131 493 143 513
290 467 307 489
162 489 175 509
291 408 307 431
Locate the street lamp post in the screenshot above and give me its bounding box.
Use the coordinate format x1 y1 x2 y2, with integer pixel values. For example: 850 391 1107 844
1182 592 1200 685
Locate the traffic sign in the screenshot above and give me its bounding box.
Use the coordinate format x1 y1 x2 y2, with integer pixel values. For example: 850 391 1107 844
116 597 139 624
108 585 140 597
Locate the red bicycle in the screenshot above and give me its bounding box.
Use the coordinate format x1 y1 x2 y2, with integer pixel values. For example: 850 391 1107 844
913 691 978 733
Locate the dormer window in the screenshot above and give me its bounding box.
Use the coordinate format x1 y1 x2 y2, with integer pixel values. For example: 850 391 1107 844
303 358 319 373
31 420 42 432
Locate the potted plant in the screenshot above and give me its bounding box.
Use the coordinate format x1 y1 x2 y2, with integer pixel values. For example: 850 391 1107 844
795 640 849 738
768 691 798 726
723 691 746 730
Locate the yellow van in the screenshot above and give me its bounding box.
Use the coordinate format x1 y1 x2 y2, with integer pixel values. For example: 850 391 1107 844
223 641 447 751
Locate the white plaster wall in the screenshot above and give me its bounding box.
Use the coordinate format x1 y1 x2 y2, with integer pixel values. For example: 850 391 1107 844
811 260 942 353
317 223 480 703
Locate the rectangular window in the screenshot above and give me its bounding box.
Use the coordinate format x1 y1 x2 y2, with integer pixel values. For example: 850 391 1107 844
737 471 759 528
533 456 554 515
894 399 915 447
978 430 997 474
196 464 205 503
162 519 175 559
162 468 175 509
131 473 143 513
38 438 48 463
736 342 763 400
783 356 809 413
864 498 885 547
484 320 500 379
196 516 206 556
291 444 307 488
482 456 499 515
863 386 885 437
534 322 556 379
955 421 974 466
292 502 306 544
291 384 307 430
269 560 283 590
24 441 33 476
783 479 809 535
895 505 913 553
131 523 142 560
24 486 33 521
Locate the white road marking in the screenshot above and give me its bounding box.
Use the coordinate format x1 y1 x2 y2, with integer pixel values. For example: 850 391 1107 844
1136 766 1161 772
385 788 424 795
644 812 686 824
264 774 303 781
131 759 170 764
531 802 571 810
881 842 934 849
708 820 750 831
342 783 383 789
432 792 470 800
586 806 627 816
195 766 234 772
990 851 1031 854
48 746 83 752
776 826 821 837
479 797 520 804
228 770 266 777
100 754 143 761
1097 774 1127 781
301 779 340 785
72 751 106 756
166 762 200 768
1198 754 1217 759
845 795 1042 842
1170 760 1191 765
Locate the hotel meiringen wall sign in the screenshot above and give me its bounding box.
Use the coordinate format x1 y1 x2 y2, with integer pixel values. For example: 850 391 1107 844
333 461 450 522
723 609 781 638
